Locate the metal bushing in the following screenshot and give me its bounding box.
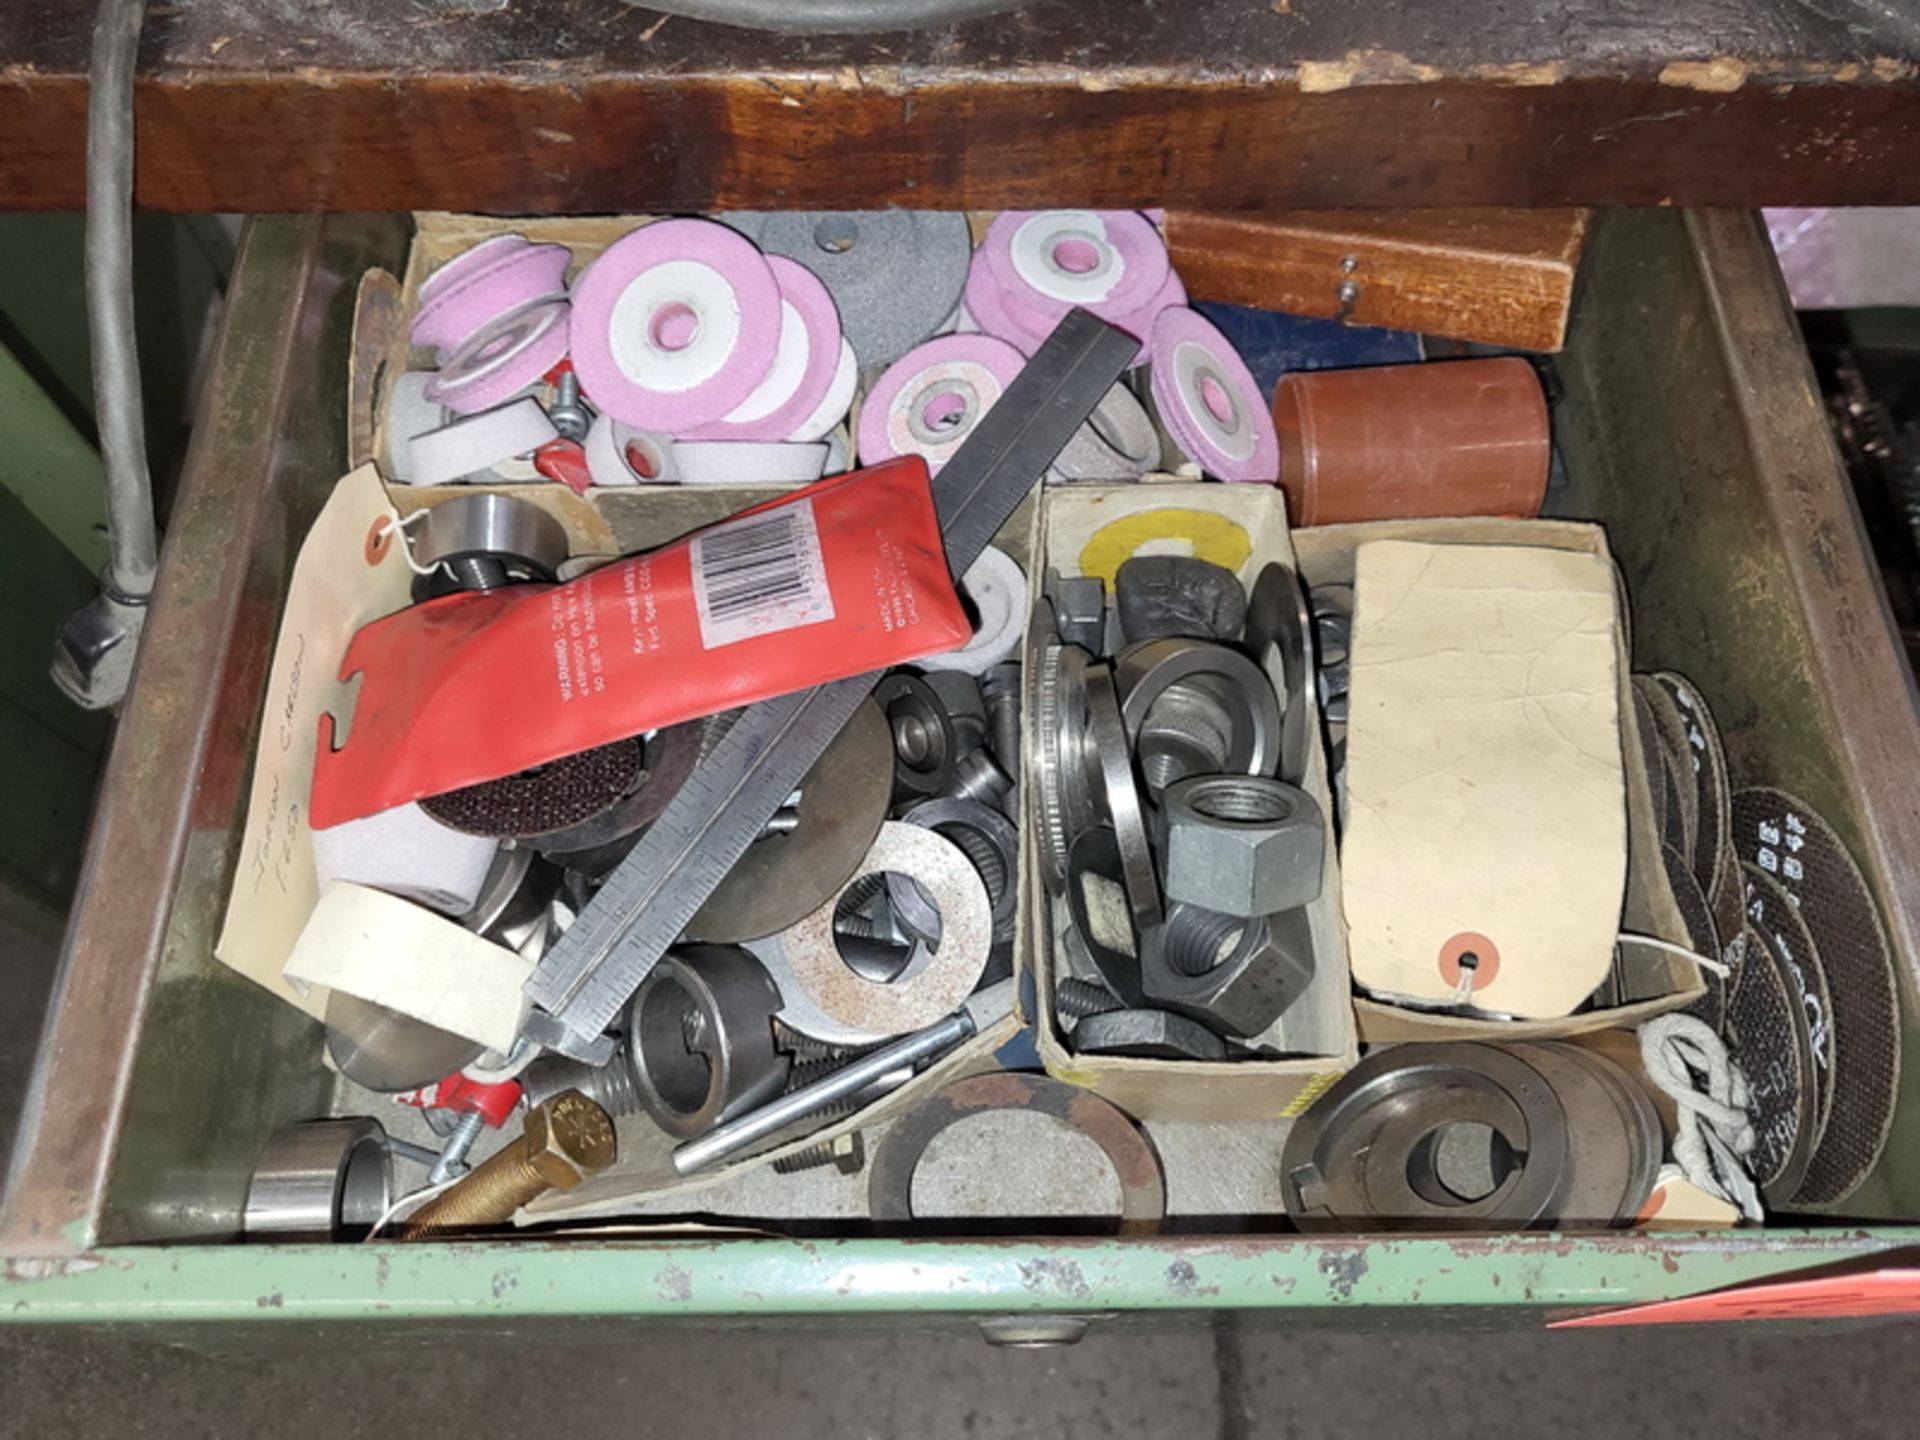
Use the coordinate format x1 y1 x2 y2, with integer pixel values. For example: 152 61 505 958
890 797 1019 946
1072 1007 1228 1061
1084 662 1162 931
1281 1044 1573 1233
629 945 791 1139
1114 556 1248 646
873 672 958 803
411 492 569 599
1244 562 1314 784
867 1072 1166 1230
1140 903 1316 1038
747 822 992 1047
1064 826 1145 1007
920 670 989 753
529 720 705 873
245 1118 394 1241
1032 642 1100 893
684 699 893 943
1158 775 1325 920
1511 1042 1663 1227
1113 637 1282 784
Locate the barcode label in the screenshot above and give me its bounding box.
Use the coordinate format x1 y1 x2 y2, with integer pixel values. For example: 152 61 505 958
690 500 835 649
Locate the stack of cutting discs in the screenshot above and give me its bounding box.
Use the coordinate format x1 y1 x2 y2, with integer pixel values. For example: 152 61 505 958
1729 787 1901 1211
1281 1040 1663 1232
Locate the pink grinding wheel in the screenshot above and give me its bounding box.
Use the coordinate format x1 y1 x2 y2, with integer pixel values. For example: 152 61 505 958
410 242 572 355
1148 306 1279 484
424 298 572 415
982 210 1170 326
682 257 844 442
857 334 1026 477
961 249 1049 354
570 218 782 434
419 235 526 309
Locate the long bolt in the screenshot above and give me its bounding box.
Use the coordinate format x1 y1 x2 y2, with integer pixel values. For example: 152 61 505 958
399 1091 615 1238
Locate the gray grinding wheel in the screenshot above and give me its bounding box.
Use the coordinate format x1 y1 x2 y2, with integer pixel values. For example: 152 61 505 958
724 211 972 369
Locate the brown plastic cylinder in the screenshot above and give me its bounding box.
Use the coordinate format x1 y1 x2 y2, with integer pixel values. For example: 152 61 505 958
1272 356 1549 526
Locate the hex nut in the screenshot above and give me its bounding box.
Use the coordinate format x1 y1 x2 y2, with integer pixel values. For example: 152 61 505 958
1072 1007 1229 1060
1141 904 1317 1039
1159 775 1325 918
1045 568 1107 652
523 1090 618 1190
1115 556 1248 645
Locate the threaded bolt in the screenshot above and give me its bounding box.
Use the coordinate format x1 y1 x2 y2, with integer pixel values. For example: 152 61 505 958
426 1111 486 1186
1163 905 1254 977
772 1129 867 1176
399 1091 615 1238
942 747 1011 806
981 662 1022 770
1055 976 1123 1019
518 1049 643 1118
445 554 511 592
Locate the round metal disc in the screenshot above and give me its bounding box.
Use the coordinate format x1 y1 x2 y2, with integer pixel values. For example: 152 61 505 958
1513 1042 1653 1228
1552 1043 1666 1224
324 991 484 1094
684 699 893 943
867 1072 1166 1230
1723 920 1816 1205
1730 788 1900 1209
1244 562 1315 784
1083 662 1162 932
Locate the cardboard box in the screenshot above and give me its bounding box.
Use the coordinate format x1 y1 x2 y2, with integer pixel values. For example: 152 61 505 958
1289 517 1704 1043
1025 483 1359 1121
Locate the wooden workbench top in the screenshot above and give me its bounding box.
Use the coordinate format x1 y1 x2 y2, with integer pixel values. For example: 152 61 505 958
2 0 1916 212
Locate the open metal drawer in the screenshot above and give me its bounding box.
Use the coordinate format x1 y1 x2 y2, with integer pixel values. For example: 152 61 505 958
5 209 1920 1329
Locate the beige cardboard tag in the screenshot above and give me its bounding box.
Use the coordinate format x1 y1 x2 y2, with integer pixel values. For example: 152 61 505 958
214 466 414 1015
1341 540 1626 1017
284 882 531 1052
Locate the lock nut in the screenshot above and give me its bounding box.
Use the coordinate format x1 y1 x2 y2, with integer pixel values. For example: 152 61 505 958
1158 775 1325 919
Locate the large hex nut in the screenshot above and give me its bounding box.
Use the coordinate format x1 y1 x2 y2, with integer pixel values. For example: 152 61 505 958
1141 904 1317 1038
1158 775 1325 918
1071 1006 1228 1060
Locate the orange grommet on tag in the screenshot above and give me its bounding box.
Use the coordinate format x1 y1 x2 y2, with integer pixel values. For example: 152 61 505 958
310 458 969 829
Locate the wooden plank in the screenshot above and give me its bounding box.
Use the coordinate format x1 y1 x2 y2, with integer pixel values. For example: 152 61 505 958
1165 209 1590 352
0 1 1917 212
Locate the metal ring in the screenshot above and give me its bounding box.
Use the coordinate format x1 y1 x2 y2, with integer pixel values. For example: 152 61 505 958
629 946 791 1139
1033 642 1098 894
873 672 958 802
1281 1044 1572 1233
867 1072 1166 1230
684 699 894 943
1245 562 1314 784
244 1118 394 1240
414 492 569 584
1112 637 1282 784
747 822 991 1046
1084 662 1162 931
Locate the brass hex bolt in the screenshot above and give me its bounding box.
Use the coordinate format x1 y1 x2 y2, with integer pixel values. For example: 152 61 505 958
398 1090 616 1239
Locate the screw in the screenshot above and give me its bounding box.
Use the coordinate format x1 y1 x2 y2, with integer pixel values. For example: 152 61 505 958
397 1091 615 1238
772 1129 867 1176
427 1111 486 1185
518 1047 643 1117
1055 976 1123 1020
548 370 590 440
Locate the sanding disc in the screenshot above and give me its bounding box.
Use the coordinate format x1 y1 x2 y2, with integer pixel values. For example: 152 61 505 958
1148 306 1279 483
420 738 647 839
729 210 973 370
1742 862 1835 1152
1633 674 1698 859
1663 841 1726 1034
857 335 1026 477
1652 672 1733 901
685 257 845 442
571 218 782 432
1724 919 1817 1206
1731 787 1900 1209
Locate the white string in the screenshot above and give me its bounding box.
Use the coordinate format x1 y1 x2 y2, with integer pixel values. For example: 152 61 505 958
1619 932 1732 979
371 508 445 578
1639 1013 1765 1223
363 1176 461 1243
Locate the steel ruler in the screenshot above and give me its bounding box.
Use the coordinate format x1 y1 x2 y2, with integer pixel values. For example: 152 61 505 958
522 310 1136 1060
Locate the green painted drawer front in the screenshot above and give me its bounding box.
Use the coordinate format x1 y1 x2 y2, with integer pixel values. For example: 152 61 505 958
6 208 1919 1327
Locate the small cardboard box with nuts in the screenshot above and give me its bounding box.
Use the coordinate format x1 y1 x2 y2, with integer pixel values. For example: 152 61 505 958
1023 483 1359 1122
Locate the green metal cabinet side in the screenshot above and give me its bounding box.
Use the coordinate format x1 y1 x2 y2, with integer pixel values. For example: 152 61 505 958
4 1231 1916 1326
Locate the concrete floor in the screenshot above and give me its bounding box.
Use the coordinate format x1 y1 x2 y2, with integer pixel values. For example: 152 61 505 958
3 914 1918 1436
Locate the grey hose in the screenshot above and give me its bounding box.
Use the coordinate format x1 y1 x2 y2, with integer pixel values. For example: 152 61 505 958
624 0 1024 33
87 0 157 600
